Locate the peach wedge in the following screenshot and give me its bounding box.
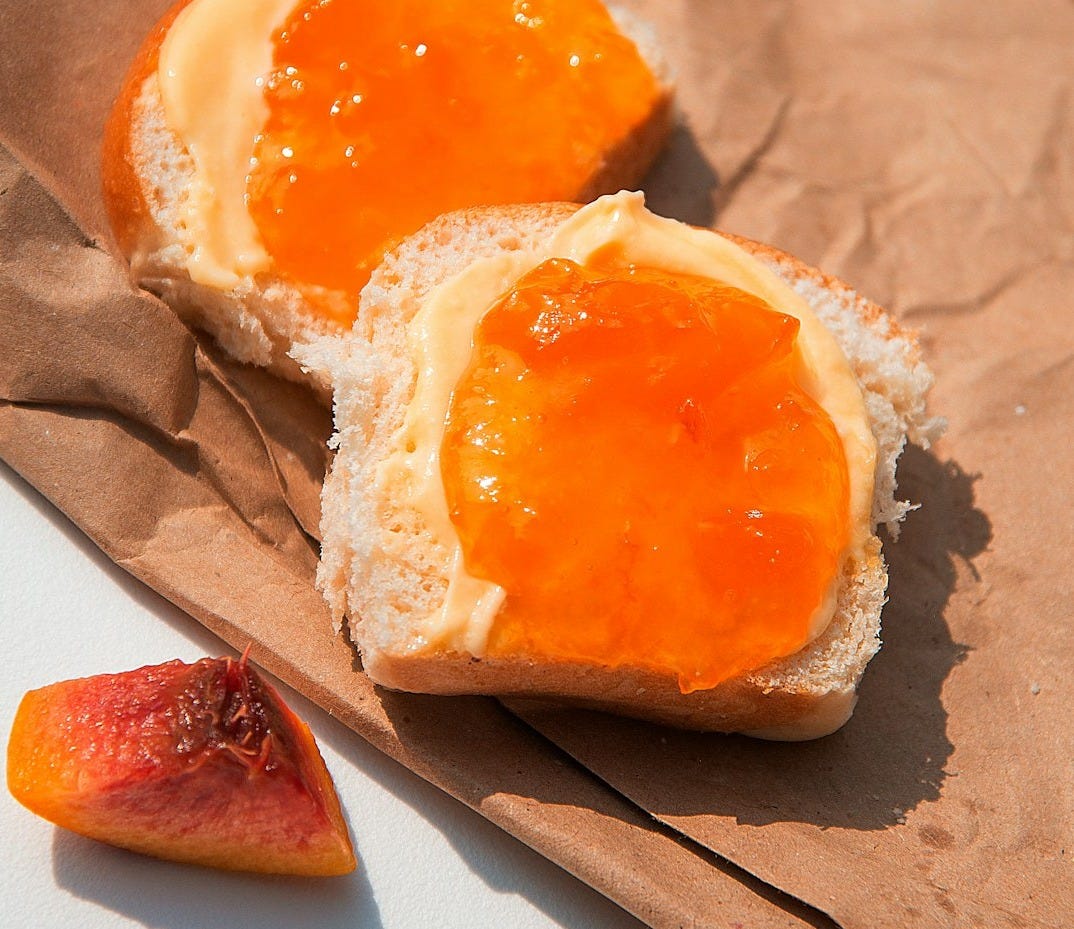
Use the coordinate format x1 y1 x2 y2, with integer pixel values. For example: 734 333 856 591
7 655 355 876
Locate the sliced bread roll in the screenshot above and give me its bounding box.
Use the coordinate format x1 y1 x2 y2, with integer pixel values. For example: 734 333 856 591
297 193 941 739
102 0 673 391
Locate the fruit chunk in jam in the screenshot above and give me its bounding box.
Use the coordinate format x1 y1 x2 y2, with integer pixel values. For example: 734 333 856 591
247 0 661 308
441 259 851 691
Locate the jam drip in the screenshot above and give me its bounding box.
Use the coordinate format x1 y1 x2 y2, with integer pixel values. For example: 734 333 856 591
441 259 851 691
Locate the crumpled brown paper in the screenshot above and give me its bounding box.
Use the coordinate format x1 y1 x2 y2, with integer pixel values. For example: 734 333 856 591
1 0 1070 926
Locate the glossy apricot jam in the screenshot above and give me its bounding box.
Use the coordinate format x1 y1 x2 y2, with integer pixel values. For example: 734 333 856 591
441 259 852 691
246 0 661 309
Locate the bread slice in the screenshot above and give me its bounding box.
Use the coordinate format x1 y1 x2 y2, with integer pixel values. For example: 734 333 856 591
297 197 941 740
101 0 673 392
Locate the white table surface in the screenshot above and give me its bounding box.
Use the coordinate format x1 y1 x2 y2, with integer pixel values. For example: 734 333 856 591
1 462 646 929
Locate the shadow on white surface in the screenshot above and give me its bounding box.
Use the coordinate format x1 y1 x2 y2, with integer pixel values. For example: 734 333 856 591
51 829 383 929
310 707 647 929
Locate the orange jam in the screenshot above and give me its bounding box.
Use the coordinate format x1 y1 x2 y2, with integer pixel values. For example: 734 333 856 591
441 259 852 691
246 0 661 314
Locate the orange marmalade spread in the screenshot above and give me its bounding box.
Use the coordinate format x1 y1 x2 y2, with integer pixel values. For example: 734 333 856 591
240 0 661 312
440 258 852 690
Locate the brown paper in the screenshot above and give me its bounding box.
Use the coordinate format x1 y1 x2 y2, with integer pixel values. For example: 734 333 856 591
1 0 1070 926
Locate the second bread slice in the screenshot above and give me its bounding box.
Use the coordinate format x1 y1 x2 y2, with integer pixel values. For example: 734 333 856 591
299 194 940 739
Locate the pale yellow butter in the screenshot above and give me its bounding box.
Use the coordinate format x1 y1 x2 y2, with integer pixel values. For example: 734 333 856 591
380 192 878 660
158 0 297 287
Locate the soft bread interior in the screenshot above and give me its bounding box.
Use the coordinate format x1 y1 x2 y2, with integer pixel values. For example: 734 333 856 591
297 200 941 739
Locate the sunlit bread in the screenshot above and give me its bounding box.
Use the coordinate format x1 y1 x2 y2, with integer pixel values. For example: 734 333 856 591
101 1 673 390
297 202 942 740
